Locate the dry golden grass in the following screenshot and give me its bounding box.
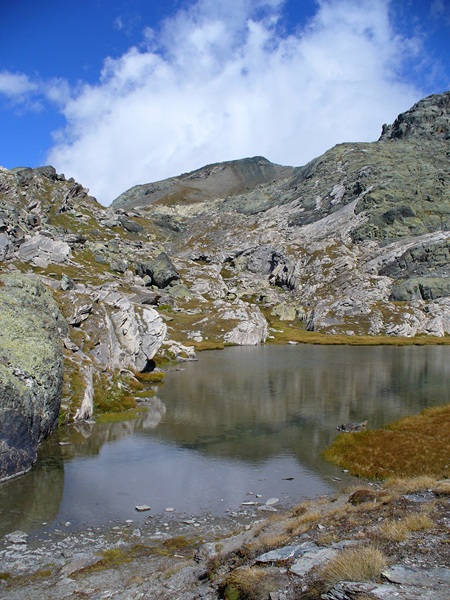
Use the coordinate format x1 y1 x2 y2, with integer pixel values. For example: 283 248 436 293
240 533 290 560
290 501 311 517
378 512 434 542
384 476 439 495
323 404 450 479
285 511 321 535
222 566 283 600
133 371 165 383
319 544 387 585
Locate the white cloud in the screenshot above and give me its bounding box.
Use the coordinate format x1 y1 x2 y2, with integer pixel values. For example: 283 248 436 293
0 71 71 111
47 0 424 204
0 71 38 98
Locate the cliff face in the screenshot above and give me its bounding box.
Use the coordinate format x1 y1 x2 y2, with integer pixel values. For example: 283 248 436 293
0 92 449 468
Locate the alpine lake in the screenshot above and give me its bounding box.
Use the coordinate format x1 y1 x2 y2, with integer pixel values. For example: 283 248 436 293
1 344 449 537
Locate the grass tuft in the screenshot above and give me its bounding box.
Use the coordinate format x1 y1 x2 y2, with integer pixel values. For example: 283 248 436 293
222 566 283 600
378 512 434 542
319 544 387 585
134 371 165 383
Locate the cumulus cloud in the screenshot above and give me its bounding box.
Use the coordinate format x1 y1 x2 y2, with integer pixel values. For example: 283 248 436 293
47 0 423 204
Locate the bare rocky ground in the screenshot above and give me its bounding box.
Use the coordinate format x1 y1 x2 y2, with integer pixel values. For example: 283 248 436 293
1 478 449 599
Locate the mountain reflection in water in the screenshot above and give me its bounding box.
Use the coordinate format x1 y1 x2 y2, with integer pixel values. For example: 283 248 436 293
0 344 448 536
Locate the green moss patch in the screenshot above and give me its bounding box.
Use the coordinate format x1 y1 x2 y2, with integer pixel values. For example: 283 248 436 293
93 373 138 414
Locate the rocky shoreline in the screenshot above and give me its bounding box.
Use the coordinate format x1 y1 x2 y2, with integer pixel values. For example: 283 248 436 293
1 477 449 599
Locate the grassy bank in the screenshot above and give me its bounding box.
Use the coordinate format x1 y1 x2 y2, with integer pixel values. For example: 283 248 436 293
323 403 450 479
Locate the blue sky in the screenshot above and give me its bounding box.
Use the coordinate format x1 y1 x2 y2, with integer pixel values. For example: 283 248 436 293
0 0 449 205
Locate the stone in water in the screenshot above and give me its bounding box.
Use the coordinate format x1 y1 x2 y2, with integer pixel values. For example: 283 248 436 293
135 505 152 512
266 497 279 505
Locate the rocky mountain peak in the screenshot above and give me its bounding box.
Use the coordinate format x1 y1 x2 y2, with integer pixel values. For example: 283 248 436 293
111 156 295 210
379 91 450 141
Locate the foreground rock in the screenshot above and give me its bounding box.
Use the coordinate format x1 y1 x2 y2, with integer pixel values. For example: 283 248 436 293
0 274 65 481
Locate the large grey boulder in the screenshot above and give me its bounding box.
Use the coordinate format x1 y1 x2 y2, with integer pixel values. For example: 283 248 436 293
0 274 65 481
148 252 180 289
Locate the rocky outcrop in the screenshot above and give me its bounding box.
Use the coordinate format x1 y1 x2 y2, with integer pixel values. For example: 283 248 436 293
379 91 450 140
0 274 65 481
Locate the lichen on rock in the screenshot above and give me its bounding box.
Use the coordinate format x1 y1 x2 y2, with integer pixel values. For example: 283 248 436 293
0 273 65 481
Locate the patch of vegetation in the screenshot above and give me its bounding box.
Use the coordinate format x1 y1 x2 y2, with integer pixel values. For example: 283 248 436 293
93 373 137 414
95 407 148 423
161 299 239 348
323 403 450 478
0 567 53 589
60 358 86 424
155 535 199 558
264 310 450 346
222 566 284 600
133 390 157 400
134 371 165 383
318 544 387 585
378 512 434 542
193 340 225 351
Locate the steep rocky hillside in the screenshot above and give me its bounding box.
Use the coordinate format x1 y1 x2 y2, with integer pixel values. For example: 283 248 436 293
0 91 449 471
111 91 450 340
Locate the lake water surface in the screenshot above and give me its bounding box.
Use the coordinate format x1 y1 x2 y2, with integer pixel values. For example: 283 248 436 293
1 344 448 536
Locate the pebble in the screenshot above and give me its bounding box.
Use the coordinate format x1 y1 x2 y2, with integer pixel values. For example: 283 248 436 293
165 507 175 512
135 505 152 512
